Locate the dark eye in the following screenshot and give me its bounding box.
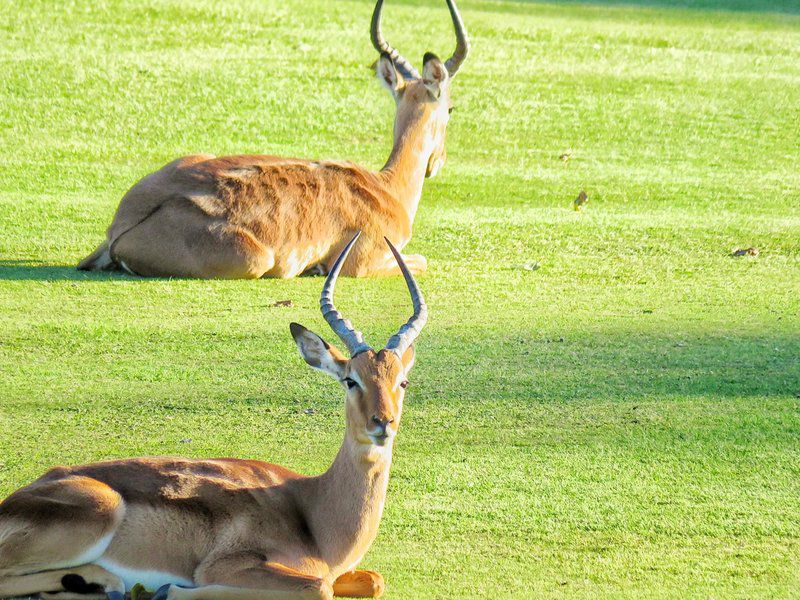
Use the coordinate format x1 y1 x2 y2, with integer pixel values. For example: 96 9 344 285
400 380 409 389
342 378 358 390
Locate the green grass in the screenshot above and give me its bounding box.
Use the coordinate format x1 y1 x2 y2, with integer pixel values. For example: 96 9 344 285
1 0 799 597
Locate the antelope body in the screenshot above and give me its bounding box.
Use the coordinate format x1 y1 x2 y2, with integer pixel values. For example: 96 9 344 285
78 0 469 279
0 234 427 600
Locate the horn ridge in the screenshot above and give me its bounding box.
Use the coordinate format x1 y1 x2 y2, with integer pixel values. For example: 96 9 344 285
383 237 428 357
320 232 372 356
370 0 421 80
443 0 470 77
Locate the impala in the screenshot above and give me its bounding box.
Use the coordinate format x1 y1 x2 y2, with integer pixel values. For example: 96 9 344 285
77 0 469 279
1 233 426 600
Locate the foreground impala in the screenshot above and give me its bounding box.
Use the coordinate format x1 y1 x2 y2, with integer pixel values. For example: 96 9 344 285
78 0 469 279
1 233 426 600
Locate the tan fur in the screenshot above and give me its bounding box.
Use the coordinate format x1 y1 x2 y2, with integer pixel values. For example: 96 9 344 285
0 345 415 600
79 74 454 279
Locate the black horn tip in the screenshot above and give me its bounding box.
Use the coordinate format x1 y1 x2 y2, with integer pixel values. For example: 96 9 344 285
384 236 400 253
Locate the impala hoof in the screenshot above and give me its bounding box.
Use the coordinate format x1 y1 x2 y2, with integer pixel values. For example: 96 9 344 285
151 584 172 600
333 570 385 598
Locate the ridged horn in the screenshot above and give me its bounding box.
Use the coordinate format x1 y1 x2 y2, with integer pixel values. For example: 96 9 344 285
320 232 371 356
384 238 428 357
371 0 421 81
443 0 470 77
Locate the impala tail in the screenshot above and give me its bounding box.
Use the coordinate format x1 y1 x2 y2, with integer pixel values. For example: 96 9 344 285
77 240 116 271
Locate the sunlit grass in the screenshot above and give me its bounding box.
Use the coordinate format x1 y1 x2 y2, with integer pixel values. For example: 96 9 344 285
1 0 799 597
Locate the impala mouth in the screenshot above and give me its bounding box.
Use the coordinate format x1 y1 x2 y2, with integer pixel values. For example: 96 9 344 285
367 431 393 447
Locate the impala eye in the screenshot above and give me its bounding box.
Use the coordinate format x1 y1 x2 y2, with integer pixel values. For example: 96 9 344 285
400 380 409 389
342 378 358 390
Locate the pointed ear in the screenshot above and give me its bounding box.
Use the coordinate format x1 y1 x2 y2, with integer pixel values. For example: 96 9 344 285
400 345 416 374
421 52 448 99
290 323 347 379
377 53 404 98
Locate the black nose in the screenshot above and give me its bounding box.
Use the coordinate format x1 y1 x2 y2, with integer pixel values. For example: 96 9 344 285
371 415 394 435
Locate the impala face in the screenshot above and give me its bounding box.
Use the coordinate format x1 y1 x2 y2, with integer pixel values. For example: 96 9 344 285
289 332 416 449
291 233 426 453
344 348 415 447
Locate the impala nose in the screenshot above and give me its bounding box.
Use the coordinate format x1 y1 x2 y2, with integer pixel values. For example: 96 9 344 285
370 415 394 438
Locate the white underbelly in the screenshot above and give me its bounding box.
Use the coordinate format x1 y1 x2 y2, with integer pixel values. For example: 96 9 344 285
94 557 194 592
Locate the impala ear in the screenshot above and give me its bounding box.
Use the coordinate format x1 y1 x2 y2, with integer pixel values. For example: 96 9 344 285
422 52 448 99
377 53 404 98
400 345 416 374
290 323 347 379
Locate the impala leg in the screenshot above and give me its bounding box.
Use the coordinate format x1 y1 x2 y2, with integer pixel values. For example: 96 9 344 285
0 563 124 599
354 252 427 277
112 205 275 279
332 570 385 598
154 556 332 600
154 585 329 600
394 253 426 276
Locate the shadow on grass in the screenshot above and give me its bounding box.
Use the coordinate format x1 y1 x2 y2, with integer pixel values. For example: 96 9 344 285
0 261 124 281
422 330 800 401
0 262 327 282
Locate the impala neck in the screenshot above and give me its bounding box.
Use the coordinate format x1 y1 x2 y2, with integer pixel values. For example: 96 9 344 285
380 109 433 223
307 432 393 576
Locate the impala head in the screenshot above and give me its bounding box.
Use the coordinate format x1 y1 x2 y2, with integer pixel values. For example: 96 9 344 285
291 233 427 450
372 0 470 178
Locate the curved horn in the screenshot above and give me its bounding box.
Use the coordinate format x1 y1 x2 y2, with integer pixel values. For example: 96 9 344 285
384 238 428 357
320 232 371 356
443 0 470 77
371 0 421 80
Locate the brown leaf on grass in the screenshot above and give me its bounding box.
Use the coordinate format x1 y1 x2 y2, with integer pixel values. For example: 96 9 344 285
559 151 572 163
573 190 588 211
731 247 759 257
271 299 293 307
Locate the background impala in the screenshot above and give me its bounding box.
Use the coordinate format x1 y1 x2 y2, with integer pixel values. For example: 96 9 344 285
77 0 469 279
0 234 426 600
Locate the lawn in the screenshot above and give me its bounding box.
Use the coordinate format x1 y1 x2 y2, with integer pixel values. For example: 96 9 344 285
1 0 799 597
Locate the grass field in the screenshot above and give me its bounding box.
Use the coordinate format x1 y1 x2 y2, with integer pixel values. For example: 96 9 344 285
1 0 799 597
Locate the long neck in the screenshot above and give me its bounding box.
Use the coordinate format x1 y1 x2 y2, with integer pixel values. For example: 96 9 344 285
305 432 393 575
380 111 431 223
